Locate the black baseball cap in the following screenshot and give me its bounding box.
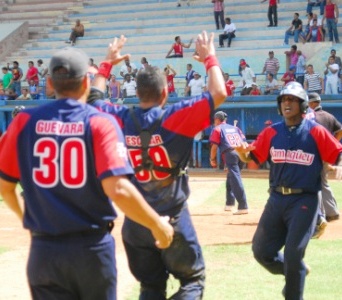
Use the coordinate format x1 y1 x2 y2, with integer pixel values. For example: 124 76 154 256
49 48 89 80
214 111 227 121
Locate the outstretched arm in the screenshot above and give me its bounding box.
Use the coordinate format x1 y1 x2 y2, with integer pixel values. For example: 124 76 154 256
193 31 227 108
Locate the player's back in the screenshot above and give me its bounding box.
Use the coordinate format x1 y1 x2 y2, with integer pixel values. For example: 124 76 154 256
3 99 119 235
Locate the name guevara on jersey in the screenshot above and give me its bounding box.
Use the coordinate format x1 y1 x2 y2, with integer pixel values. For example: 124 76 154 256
270 147 314 165
36 120 85 135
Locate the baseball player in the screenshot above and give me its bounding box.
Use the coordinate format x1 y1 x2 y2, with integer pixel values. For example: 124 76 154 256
234 82 342 299
209 111 249 214
88 31 227 299
12 105 26 119
308 92 342 222
0 44 173 300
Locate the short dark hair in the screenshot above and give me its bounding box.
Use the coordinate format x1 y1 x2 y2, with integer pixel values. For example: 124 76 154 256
295 13 299 17
187 63 192 68
175 36 180 41
2 67 8 71
28 61 34 65
307 64 313 68
225 18 231 22
268 73 274 78
291 45 297 51
37 59 43 64
136 66 166 103
13 61 19 66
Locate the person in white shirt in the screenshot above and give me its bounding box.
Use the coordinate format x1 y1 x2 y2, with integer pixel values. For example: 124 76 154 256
120 59 138 78
37 59 48 79
219 18 236 48
240 61 256 95
264 73 279 95
324 55 339 94
122 74 137 98
15 88 32 100
186 72 207 96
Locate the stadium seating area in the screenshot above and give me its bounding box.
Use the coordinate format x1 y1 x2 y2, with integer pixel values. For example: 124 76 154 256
1 0 342 89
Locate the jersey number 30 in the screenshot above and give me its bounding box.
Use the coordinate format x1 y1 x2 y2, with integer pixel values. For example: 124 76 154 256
33 137 86 188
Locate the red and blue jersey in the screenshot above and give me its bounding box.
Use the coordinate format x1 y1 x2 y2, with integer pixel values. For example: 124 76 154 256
93 92 214 213
0 99 133 235
209 122 246 153
250 118 342 193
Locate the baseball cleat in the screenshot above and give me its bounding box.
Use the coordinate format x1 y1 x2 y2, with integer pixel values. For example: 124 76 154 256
224 205 234 211
233 209 248 215
326 214 340 222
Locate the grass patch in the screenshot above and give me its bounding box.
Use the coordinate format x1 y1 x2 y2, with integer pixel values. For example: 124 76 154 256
125 178 342 299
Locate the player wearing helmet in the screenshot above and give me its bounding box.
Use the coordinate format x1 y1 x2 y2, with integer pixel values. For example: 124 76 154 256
12 105 25 119
234 82 342 299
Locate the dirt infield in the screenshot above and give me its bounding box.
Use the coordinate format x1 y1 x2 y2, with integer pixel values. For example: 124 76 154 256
0 171 341 299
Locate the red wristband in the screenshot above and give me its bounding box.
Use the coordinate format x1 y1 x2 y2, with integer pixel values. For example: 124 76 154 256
204 55 220 72
97 61 112 78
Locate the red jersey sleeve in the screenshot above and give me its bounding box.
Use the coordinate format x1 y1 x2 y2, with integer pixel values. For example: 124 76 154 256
0 113 31 182
250 127 277 164
310 125 342 164
90 114 133 179
209 126 221 145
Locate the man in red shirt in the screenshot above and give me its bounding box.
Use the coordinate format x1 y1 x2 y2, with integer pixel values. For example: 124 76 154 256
166 36 193 58
322 0 340 43
164 65 178 97
24 61 39 85
261 0 279 27
281 66 296 86
224 73 235 96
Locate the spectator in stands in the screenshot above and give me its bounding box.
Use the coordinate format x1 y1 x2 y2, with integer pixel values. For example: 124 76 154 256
15 88 32 100
261 0 279 27
240 61 256 95
283 13 303 45
2 67 13 90
218 18 236 48
238 58 250 77
299 13 313 43
65 19 84 46
166 36 193 58
281 66 296 85
37 59 48 79
88 58 98 70
250 83 261 95
285 45 299 70
24 61 39 85
310 13 325 40
28 79 40 100
329 49 342 91
304 64 324 94
120 59 138 78
224 73 235 97
164 65 178 97
307 0 326 16
324 56 339 94
176 0 190 6
306 19 324 42
7 61 23 96
264 73 279 94
323 0 339 43
186 72 206 96
212 0 225 30
185 63 195 96
5 89 17 100
122 74 137 98
261 50 280 79
0 88 6 100
108 75 121 100
140 57 150 70
296 50 307 86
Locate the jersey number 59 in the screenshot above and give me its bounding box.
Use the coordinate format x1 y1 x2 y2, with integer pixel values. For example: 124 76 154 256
33 137 86 188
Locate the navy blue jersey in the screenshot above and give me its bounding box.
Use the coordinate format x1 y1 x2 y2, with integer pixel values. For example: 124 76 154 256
93 92 214 213
209 122 246 153
250 118 342 192
0 99 133 234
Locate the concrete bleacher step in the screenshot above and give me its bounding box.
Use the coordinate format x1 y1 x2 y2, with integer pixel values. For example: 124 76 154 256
3 1 83 11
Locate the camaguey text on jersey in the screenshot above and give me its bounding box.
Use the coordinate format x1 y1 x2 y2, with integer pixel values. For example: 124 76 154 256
125 134 163 147
270 147 314 165
35 120 85 135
